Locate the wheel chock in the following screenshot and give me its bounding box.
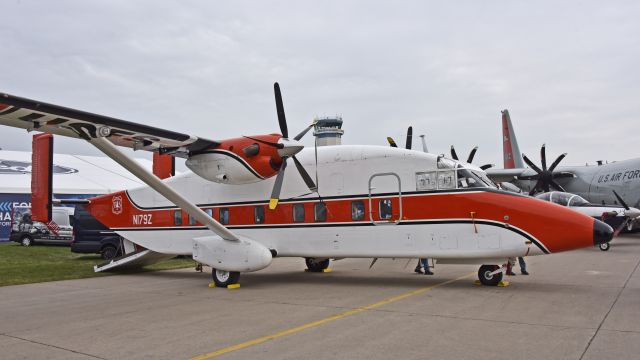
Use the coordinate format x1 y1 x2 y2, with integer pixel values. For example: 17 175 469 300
208 282 216 288
228 284 241 289
497 280 510 287
474 280 482 286
322 268 333 273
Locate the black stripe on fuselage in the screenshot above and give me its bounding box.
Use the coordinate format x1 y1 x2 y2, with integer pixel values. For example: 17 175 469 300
112 218 550 254
125 187 526 211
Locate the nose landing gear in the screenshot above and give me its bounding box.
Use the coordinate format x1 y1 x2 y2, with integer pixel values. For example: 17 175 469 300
477 264 503 286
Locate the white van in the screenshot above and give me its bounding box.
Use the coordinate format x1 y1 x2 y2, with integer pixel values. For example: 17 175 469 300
10 206 75 246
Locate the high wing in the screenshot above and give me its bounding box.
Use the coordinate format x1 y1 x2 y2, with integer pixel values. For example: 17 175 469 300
0 92 219 156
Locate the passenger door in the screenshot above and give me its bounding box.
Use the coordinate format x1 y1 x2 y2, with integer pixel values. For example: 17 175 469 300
368 173 403 225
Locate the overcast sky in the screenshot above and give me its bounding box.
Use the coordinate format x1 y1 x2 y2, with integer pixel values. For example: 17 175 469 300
1 0 639 169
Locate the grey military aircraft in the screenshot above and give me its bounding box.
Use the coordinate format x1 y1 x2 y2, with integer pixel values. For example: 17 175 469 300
486 110 640 217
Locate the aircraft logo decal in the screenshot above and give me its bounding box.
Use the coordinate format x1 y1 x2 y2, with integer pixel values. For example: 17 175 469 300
112 195 123 215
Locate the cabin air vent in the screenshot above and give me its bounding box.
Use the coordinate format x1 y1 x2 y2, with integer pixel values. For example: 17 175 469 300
313 116 344 146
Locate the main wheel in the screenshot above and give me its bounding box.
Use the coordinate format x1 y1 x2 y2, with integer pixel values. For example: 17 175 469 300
101 245 118 260
20 236 33 247
212 269 240 288
478 265 502 286
305 257 330 272
599 242 610 251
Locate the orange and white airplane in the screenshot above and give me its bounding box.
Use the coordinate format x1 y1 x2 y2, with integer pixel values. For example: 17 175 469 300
0 84 613 287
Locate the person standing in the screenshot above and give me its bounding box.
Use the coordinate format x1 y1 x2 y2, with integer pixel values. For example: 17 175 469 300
414 258 434 275
518 257 529 275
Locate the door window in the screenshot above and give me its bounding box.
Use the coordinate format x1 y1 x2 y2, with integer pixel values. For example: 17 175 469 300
379 199 393 220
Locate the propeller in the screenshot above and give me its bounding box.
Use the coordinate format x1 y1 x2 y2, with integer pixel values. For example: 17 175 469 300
387 126 413 149
249 83 318 209
612 190 640 236
450 145 493 170
520 144 573 196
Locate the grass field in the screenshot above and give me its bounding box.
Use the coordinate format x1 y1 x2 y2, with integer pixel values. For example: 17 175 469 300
0 243 197 287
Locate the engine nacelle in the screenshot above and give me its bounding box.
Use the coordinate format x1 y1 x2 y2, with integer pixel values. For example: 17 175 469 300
192 235 273 272
186 135 282 184
186 152 265 184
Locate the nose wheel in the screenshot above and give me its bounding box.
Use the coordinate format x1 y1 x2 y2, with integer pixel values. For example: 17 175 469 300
599 242 610 251
212 269 240 288
478 265 503 286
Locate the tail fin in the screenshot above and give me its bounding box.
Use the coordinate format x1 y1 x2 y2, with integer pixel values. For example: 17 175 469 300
501 110 524 169
31 133 53 222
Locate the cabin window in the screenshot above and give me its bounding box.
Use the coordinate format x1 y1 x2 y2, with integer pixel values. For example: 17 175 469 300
437 170 456 189
314 202 327 222
379 199 393 220
174 210 182 226
205 208 213 217
254 206 265 224
188 213 197 225
416 172 437 190
293 203 305 222
352 201 365 221
220 208 229 225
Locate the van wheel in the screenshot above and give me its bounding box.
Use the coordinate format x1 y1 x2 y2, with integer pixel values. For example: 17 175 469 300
20 236 33 247
212 269 240 288
101 245 118 260
305 257 330 272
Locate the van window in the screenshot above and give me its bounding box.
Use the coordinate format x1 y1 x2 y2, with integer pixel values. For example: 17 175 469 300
174 210 182 226
314 202 327 222
254 206 265 224
220 208 229 225
293 204 305 222
52 211 69 226
352 201 365 221
379 199 393 220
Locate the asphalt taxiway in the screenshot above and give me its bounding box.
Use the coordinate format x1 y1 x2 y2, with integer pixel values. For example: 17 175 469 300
1 234 639 360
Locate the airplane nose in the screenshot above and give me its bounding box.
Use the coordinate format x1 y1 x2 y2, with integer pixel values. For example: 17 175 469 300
593 219 614 246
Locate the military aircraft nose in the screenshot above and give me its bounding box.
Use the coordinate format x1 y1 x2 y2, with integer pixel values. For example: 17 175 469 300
593 219 614 246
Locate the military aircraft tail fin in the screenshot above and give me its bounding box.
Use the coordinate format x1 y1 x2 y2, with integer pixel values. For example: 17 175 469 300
501 110 524 169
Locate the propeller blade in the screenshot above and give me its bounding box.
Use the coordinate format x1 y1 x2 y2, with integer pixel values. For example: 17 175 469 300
540 144 547 171
269 158 287 209
549 180 566 192
405 126 413 150
480 164 494 170
387 137 398 148
529 179 543 196
293 122 316 141
450 146 459 160
274 82 288 138
467 146 478 163
613 190 630 210
292 155 317 192
243 136 284 149
522 154 543 174
548 153 567 172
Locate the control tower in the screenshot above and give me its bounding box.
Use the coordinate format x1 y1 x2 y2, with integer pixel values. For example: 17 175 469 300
313 116 344 146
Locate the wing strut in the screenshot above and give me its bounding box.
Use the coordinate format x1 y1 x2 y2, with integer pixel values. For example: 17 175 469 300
88 136 239 241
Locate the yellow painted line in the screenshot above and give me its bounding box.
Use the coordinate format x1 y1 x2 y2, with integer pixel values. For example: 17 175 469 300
190 273 473 360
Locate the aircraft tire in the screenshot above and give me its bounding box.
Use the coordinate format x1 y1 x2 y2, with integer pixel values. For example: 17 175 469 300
599 243 610 251
478 265 502 286
305 257 330 272
212 269 240 288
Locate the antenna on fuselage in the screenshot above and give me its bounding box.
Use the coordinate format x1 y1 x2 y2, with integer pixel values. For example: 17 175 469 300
419 134 428 153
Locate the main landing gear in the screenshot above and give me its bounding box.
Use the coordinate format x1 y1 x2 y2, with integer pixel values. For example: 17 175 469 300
212 268 240 288
305 257 331 272
477 264 503 286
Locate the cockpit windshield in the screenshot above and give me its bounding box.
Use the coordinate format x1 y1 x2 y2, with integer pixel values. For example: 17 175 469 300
535 192 589 207
568 195 589 206
415 158 496 191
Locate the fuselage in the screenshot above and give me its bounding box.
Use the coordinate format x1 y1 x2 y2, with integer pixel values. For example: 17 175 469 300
86 145 604 263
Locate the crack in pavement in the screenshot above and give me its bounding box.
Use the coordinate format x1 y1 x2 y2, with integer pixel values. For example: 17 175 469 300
578 254 640 360
0 333 106 359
